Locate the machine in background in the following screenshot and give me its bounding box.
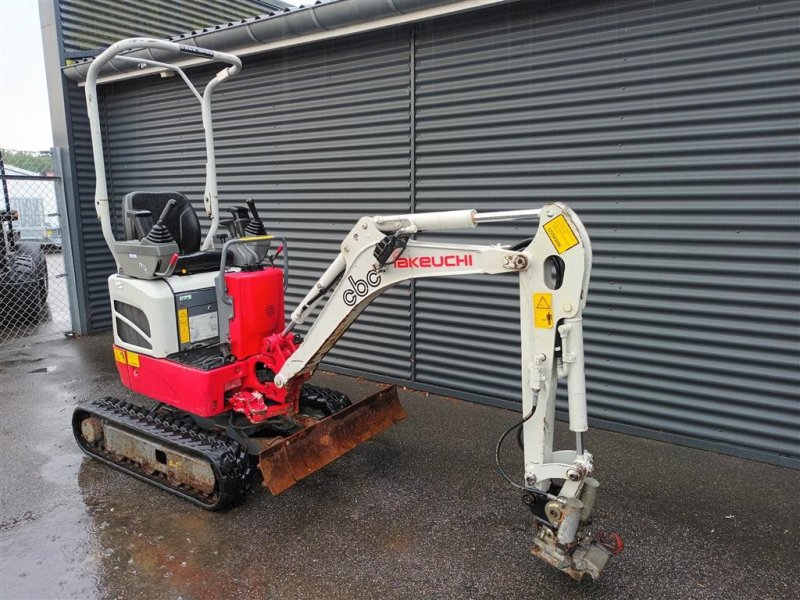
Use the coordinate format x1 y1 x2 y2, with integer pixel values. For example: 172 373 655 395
0 152 49 326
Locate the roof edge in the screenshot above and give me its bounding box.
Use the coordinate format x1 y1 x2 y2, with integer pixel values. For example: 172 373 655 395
63 0 518 84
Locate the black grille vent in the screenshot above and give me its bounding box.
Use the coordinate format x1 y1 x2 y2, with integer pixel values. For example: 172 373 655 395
115 301 152 349
115 301 151 336
116 318 152 350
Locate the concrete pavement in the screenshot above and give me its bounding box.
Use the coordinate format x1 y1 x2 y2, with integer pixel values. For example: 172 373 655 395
1 333 797 599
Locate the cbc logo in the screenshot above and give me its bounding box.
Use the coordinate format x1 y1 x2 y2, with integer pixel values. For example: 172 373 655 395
343 272 382 306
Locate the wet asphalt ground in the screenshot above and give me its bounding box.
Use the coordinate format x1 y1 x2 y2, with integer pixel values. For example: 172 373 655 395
0 333 798 600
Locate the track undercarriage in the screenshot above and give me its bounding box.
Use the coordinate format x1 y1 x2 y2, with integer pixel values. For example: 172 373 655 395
73 384 405 509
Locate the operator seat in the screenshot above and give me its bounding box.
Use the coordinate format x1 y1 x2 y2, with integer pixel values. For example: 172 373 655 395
122 191 222 275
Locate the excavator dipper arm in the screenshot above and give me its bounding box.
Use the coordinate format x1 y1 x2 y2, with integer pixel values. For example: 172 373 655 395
273 202 620 580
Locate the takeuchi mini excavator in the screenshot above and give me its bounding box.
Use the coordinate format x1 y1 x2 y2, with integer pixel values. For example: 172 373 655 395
72 38 623 581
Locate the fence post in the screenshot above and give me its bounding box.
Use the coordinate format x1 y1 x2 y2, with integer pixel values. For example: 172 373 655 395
52 146 88 336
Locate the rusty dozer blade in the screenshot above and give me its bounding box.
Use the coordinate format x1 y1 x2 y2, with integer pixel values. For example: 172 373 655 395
258 385 406 495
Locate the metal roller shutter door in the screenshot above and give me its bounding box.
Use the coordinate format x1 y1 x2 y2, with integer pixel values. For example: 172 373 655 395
67 84 116 330
413 0 800 464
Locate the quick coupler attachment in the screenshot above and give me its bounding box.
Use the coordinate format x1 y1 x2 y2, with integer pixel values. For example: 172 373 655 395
526 478 623 581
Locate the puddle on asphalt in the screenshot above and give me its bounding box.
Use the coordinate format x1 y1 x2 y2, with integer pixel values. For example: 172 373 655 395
40 453 84 485
0 502 102 599
28 365 58 373
5 448 429 599
3 455 113 598
4 454 239 600
0 510 42 532
0 356 43 367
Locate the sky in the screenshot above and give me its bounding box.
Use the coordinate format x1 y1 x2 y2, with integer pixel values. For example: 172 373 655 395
0 0 53 152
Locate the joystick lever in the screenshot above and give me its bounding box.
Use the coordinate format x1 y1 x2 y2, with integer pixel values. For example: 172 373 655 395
144 199 177 245
244 198 267 236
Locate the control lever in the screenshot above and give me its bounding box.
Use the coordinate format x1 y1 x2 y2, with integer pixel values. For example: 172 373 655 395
226 202 271 266
228 206 251 237
268 243 284 264
144 199 177 245
244 198 267 236
219 217 235 241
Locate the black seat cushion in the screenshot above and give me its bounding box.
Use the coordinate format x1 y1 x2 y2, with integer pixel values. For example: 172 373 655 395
123 191 201 255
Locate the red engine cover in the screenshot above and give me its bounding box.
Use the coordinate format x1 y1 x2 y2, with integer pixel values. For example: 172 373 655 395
115 348 245 417
225 267 285 360
112 267 297 423
114 334 306 420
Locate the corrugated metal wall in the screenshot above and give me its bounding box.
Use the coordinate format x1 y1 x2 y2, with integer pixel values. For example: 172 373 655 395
59 0 290 53
66 83 116 328
100 31 413 378
69 0 799 465
413 0 800 464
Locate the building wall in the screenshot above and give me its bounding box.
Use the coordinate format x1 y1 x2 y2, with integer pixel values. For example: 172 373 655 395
411 0 799 466
67 0 800 466
59 0 291 55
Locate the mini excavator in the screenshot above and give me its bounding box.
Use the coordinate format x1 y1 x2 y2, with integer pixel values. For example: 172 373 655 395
72 39 622 581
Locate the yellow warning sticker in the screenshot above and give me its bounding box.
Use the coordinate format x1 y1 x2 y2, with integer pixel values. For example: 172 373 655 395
534 293 554 329
543 214 579 254
126 351 140 368
178 308 190 344
113 347 127 364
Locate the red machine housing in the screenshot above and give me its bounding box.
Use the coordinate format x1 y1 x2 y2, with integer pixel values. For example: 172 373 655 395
225 268 284 360
115 351 248 417
114 266 306 422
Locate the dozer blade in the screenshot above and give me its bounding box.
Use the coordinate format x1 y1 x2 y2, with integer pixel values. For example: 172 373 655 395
258 385 406 495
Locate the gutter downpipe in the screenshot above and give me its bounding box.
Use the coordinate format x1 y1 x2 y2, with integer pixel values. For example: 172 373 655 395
67 0 518 86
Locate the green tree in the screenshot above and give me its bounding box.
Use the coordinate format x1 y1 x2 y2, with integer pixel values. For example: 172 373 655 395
0 149 53 175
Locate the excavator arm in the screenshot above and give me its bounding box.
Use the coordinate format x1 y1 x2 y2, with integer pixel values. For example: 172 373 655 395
268 202 621 580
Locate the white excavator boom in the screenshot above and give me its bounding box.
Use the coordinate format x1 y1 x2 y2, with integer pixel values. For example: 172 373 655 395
274 202 621 580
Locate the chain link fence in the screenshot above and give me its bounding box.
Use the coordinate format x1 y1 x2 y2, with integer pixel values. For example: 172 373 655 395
1 149 73 346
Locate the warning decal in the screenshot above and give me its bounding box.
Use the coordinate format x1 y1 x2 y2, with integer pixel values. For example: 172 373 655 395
126 351 140 368
534 293 554 329
543 214 579 254
178 308 190 344
189 311 218 342
113 347 127 364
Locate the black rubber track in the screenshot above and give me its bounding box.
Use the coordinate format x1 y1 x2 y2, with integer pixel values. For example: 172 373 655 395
299 384 352 416
73 397 252 510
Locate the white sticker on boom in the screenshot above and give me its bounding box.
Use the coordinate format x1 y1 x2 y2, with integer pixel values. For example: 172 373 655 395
189 311 218 342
